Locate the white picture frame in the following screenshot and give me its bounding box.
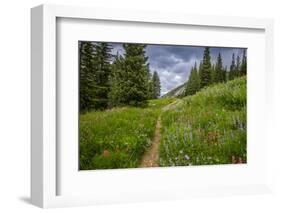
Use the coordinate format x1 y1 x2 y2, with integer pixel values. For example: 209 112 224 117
31 4 274 208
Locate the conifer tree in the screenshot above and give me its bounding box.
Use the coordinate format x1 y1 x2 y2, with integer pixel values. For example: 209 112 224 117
199 47 212 88
108 54 125 107
92 42 112 109
79 41 112 111
235 55 241 78
186 63 200 96
223 66 227 82
151 71 161 99
229 53 236 80
198 61 203 86
109 44 149 106
124 44 149 106
211 64 216 84
214 53 224 83
240 49 247 76
147 71 154 99
79 41 96 111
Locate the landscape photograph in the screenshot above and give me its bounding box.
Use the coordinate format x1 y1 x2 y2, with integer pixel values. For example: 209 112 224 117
79 41 247 170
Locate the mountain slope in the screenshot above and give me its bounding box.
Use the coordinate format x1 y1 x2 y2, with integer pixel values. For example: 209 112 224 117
163 82 186 98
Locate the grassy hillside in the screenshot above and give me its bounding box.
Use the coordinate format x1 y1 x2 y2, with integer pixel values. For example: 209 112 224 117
79 77 246 170
159 77 247 166
79 98 175 170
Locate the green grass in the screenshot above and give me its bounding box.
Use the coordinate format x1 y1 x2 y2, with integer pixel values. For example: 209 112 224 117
79 77 247 170
148 97 177 109
159 77 247 166
79 98 176 170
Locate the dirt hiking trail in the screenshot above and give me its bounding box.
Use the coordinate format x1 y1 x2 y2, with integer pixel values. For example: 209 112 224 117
139 100 181 167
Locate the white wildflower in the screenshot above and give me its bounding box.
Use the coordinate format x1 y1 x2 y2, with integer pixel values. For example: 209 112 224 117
184 155 190 161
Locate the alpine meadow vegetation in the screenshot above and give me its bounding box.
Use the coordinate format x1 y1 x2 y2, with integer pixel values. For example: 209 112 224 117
79 98 175 170
159 77 246 166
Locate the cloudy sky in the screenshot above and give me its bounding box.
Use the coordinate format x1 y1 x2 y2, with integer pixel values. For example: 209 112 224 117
109 43 246 95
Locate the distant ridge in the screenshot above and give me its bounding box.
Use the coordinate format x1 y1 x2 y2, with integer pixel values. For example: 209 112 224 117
163 82 186 98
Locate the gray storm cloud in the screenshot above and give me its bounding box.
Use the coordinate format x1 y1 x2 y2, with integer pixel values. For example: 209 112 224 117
109 43 245 95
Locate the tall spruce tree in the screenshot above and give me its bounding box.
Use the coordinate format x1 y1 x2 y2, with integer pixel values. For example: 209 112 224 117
229 53 236 80
214 53 224 83
147 71 154 99
198 61 203 86
92 42 112 109
79 41 112 111
223 66 227 82
108 54 125 107
109 44 149 106
240 49 247 76
185 62 200 96
79 41 96 111
199 47 212 88
151 71 161 99
211 64 216 84
124 44 149 106
235 55 241 78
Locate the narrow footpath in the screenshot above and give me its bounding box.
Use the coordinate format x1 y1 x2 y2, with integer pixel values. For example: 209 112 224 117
139 100 181 167
139 117 161 167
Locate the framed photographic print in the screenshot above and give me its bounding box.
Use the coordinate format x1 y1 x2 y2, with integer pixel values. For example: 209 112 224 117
77 41 247 170
31 4 274 208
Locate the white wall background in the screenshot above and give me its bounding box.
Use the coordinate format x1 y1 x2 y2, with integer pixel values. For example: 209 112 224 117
0 0 281 212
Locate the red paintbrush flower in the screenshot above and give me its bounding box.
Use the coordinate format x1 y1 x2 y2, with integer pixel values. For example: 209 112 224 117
103 150 110 157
